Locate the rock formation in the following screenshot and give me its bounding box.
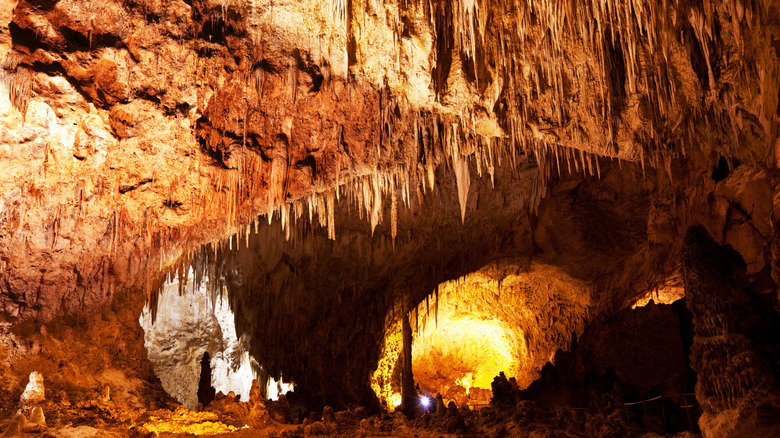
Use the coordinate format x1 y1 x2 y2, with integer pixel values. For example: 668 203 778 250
19 372 44 406
683 226 780 438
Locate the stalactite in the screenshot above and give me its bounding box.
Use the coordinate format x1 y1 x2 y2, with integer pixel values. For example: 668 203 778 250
595 156 601 179
326 191 335 240
434 284 439 328
167 0 726 298
454 155 470 224
391 188 398 245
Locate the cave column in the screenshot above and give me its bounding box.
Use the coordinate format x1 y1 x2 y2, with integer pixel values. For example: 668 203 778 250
401 311 416 416
682 226 780 437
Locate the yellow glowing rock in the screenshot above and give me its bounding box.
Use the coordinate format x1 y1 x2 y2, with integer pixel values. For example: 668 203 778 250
140 407 237 436
413 315 520 395
373 261 591 407
370 315 403 410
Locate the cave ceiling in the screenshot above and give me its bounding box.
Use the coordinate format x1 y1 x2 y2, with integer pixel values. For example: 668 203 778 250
1 0 776 317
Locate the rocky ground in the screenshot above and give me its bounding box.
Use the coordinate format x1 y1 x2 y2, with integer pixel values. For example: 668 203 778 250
1 375 704 438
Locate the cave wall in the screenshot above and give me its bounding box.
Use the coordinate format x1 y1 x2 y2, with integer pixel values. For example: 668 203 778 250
523 300 692 395
574 301 691 400
0 286 174 422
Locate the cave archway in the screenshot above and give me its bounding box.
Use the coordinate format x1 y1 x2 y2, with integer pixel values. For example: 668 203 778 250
372 261 592 410
135 157 671 414
181 162 542 411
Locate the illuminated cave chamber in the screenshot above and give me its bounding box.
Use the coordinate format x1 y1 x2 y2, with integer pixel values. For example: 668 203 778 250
139 268 292 409
631 274 686 309
373 262 591 409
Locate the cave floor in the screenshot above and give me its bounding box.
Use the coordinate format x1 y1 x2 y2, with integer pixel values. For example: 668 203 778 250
2 393 704 438
0 318 703 438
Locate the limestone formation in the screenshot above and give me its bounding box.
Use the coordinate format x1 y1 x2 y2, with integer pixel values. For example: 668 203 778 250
683 226 780 438
19 372 44 405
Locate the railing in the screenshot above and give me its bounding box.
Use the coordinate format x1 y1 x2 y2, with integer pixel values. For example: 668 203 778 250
465 393 701 433
622 393 700 433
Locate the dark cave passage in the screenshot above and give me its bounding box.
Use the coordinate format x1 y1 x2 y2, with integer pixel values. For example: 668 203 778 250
197 352 215 408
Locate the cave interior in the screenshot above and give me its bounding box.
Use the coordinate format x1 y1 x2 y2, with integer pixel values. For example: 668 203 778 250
2 0 780 437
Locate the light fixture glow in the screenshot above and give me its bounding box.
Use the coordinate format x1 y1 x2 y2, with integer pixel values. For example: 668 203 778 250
420 395 431 408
